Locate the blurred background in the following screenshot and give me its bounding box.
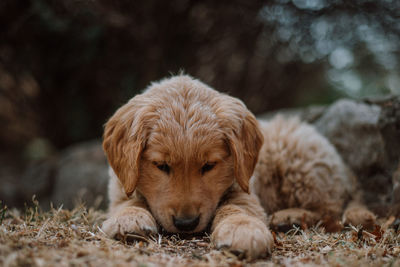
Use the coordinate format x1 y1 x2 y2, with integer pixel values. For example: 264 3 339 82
1 0 399 209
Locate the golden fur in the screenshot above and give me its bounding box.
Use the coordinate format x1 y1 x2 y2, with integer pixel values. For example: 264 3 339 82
101 75 375 259
252 117 375 230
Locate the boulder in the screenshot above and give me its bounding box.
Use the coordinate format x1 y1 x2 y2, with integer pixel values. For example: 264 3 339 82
1 140 110 210
50 140 109 209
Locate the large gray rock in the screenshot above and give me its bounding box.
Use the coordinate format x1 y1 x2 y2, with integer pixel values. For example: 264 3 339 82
13 140 110 210
50 140 109 209
0 155 24 208
313 100 390 214
314 100 384 173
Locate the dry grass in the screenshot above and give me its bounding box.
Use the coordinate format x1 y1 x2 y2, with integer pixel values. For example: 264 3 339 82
0 198 399 267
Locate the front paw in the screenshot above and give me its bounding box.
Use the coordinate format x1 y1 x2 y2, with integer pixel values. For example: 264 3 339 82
270 208 319 232
102 206 158 239
211 215 274 259
343 207 376 229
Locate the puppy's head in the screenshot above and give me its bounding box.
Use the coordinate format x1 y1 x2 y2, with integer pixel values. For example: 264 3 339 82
103 75 263 233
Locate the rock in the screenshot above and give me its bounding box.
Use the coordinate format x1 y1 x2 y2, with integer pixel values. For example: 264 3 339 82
314 99 385 173
19 158 57 206
2 140 110 210
50 140 109 209
312 100 390 214
0 155 24 208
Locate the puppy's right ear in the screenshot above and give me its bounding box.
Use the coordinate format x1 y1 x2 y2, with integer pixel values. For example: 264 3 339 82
103 98 149 197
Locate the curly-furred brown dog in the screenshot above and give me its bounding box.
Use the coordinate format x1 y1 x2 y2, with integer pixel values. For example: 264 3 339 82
101 75 375 259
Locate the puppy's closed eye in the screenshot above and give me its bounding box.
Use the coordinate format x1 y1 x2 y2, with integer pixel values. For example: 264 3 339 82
201 162 216 175
153 162 171 174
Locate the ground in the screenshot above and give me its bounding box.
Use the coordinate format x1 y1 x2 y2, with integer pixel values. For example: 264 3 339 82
0 199 399 267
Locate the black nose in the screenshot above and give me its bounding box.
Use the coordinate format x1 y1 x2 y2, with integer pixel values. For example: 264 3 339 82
173 215 200 232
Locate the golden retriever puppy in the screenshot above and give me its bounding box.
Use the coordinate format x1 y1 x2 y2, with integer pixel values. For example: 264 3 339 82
101 75 375 259
251 117 376 230
102 75 272 259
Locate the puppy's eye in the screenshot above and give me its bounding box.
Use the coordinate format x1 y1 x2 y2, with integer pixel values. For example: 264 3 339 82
201 163 216 175
153 162 170 174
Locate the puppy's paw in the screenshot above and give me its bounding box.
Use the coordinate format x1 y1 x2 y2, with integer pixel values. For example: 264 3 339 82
211 215 274 259
270 208 320 232
343 207 376 229
102 206 158 239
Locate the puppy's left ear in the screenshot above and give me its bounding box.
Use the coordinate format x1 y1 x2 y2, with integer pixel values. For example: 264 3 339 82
221 99 264 193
